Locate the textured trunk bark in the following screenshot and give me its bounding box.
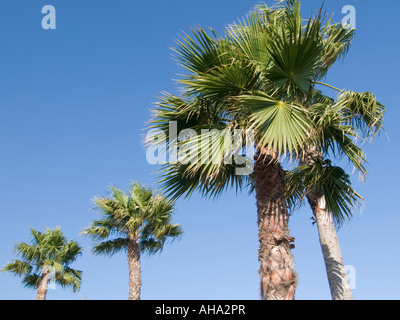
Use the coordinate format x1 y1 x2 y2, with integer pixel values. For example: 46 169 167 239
255 148 297 300
307 195 353 300
36 270 50 300
128 238 141 300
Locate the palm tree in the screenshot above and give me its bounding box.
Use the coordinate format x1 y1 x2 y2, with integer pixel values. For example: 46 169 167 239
1 227 82 300
82 182 183 300
286 90 384 300
286 158 362 300
146 0 384 300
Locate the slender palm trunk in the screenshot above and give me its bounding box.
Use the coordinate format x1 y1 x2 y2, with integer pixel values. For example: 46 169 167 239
128 238 141 300
36 270 50 300
301 147 353 300
307 195 353 300
255 148 297 300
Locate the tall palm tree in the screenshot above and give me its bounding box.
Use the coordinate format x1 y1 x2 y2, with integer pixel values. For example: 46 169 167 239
1 227 82 300
146 0 384 300
286 89 384 300
286 158 362 300
82 182 183 300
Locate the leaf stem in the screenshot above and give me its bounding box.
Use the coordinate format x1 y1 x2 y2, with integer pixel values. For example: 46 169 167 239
314 81 344 93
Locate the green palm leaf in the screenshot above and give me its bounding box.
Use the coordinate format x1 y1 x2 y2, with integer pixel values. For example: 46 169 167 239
92 238 130 256
318 23 355 78
237 92 311 155
174 27 231 75
264 12 323 98
335 90 385 139
286 159 363 226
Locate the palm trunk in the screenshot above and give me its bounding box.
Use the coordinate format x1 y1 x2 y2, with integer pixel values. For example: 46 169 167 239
301 147 353 300
307 194 353 300
128 238 141 300
36 270 50 300
255 148 297 300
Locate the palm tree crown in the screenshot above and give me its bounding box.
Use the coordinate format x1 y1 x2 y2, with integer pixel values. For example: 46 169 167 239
147 0 384 200
1 227 82 294
83 182 183 256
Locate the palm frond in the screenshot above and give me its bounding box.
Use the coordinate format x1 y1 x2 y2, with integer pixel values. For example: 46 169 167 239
92 238 129 257
173 27 231 75
264 10 324 99
318 23 355 78
335 90 385 139
309 102 368 176
180 60 262 100
1 259 32 276
286 159 363 226
13 242 41 265
237 92 311 155
21 274 41 289
55 267 82 293
157 160 250 200
81 217 123 241
140 223 183 255
54 240 82 265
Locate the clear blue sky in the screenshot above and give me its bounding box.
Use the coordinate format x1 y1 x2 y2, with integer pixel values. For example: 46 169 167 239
0 0 399 300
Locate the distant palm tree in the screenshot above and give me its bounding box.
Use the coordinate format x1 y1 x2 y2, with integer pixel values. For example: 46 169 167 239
83 182 183 300
146 0 384 299
1 227 82 300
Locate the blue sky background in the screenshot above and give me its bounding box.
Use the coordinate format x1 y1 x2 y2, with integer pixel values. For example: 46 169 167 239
0 0 399 300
